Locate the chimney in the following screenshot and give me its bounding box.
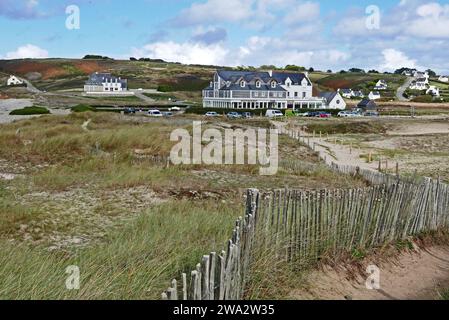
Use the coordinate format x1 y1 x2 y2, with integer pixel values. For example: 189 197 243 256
268 70 273 77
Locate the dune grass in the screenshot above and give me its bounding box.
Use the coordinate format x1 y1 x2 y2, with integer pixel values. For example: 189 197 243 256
0 200 241 300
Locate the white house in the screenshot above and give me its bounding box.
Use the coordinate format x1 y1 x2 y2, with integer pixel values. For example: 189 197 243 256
368 91 381 100
202 70 326 110
352 90 364 98
438 76 449 83
340 89 353 99
7 75 23 86
426 86 440 97
318 91 346 110
374 80 388 90
84 72 129 94
409 78 429 90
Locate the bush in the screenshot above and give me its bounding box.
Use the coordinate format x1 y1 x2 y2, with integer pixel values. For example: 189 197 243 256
9 107 50 116
157 84 173 92
71 104 96 113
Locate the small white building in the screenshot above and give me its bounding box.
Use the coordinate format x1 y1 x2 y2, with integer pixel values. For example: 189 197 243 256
368 91 381 100
340 89 353 99
7 75 23 86
426 86 440 97
374 80 388 90
410 78 429 90
319 91 346 110
84 72 128 94
438 76 449 83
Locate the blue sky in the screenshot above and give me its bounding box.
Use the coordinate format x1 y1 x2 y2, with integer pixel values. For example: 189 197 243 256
1 0 449 73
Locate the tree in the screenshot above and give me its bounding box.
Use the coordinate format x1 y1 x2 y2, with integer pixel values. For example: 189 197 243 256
285 65 306 72
426 69 436 77
130 57 137 61
83 55 112 60
368 69 379 73
308 67 314 72
349 68 365 73
326 69 332 73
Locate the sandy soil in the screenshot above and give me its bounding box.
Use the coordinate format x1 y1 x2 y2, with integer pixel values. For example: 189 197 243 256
388 121 449 136
291 246 449 300
0 98 69 124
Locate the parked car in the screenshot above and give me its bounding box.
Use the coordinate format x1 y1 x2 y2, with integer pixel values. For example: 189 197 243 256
169 107 181 112
301 111 319 117
316 112 331 118
205 111 220 117
265 110 284 118
227 112 242 119
124 107 136 114
147 109 163 117
364 111 379 117
163 111 173 117
242 112 253 118
338 111 351 117
350 112 363 117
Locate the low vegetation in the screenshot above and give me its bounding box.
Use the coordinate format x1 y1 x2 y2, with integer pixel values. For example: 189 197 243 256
9 106 50 116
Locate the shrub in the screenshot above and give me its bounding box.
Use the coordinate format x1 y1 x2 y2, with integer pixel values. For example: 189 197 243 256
157 84 173 92
9 107 50 116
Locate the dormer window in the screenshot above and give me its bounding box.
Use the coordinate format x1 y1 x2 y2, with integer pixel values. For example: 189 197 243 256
240 80 246 88
256 80 261 88
271 81 277 88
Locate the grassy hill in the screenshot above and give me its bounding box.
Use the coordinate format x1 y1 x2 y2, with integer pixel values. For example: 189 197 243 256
0 59 411 103
0 58 216 103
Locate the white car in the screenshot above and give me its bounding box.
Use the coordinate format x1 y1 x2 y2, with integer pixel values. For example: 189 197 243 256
147 109 163 117
205 112 220 117
266 110 283 118
169 107 181 112
338 111 352 117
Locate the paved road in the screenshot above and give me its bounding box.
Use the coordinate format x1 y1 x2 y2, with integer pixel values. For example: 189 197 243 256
396 77 413 101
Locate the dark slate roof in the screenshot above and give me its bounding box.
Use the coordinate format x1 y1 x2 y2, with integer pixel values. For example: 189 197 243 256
216 70 310 86
357 98 378 109
416 78 427 82
220 84 286 91
217 70 273 83
318 92 337 104
340 89 352 94
271 72 311 85
86 72 127 87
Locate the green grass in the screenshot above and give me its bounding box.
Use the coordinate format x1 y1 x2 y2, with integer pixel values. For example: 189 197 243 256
0 200 241 300
9 106 50 115
71 104 96 112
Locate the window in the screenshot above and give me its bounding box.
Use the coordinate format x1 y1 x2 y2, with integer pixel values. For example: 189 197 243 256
271 81 276 88
254 92 259 97
295 92 298 97
256 80 261 88
240 80 246 88
302 92 306 98
336 100 340 104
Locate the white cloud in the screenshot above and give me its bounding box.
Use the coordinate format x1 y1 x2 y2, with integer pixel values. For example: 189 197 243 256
284 1 320 25
406 3 449 38
131 41 229 66
3 44 48 59
379 48 417 71
171 0 255 26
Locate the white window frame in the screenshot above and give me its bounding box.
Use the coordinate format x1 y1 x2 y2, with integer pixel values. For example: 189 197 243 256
240 80 246 88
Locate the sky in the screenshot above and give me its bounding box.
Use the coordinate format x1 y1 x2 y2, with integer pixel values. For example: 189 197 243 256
1 0 449 74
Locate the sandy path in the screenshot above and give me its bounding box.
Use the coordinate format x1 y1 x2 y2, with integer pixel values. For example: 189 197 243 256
291 246 449 300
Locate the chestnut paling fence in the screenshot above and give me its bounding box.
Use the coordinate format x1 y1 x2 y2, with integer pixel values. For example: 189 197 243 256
162 175 449 300
162 128 449 300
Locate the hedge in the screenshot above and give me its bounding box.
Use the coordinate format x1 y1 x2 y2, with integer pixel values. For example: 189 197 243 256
9 106 50 115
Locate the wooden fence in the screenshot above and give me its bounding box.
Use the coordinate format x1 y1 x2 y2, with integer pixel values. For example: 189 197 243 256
161 126 449 300
163 179 449 300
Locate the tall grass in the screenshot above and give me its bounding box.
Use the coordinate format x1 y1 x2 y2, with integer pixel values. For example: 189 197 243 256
0 200 241 300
